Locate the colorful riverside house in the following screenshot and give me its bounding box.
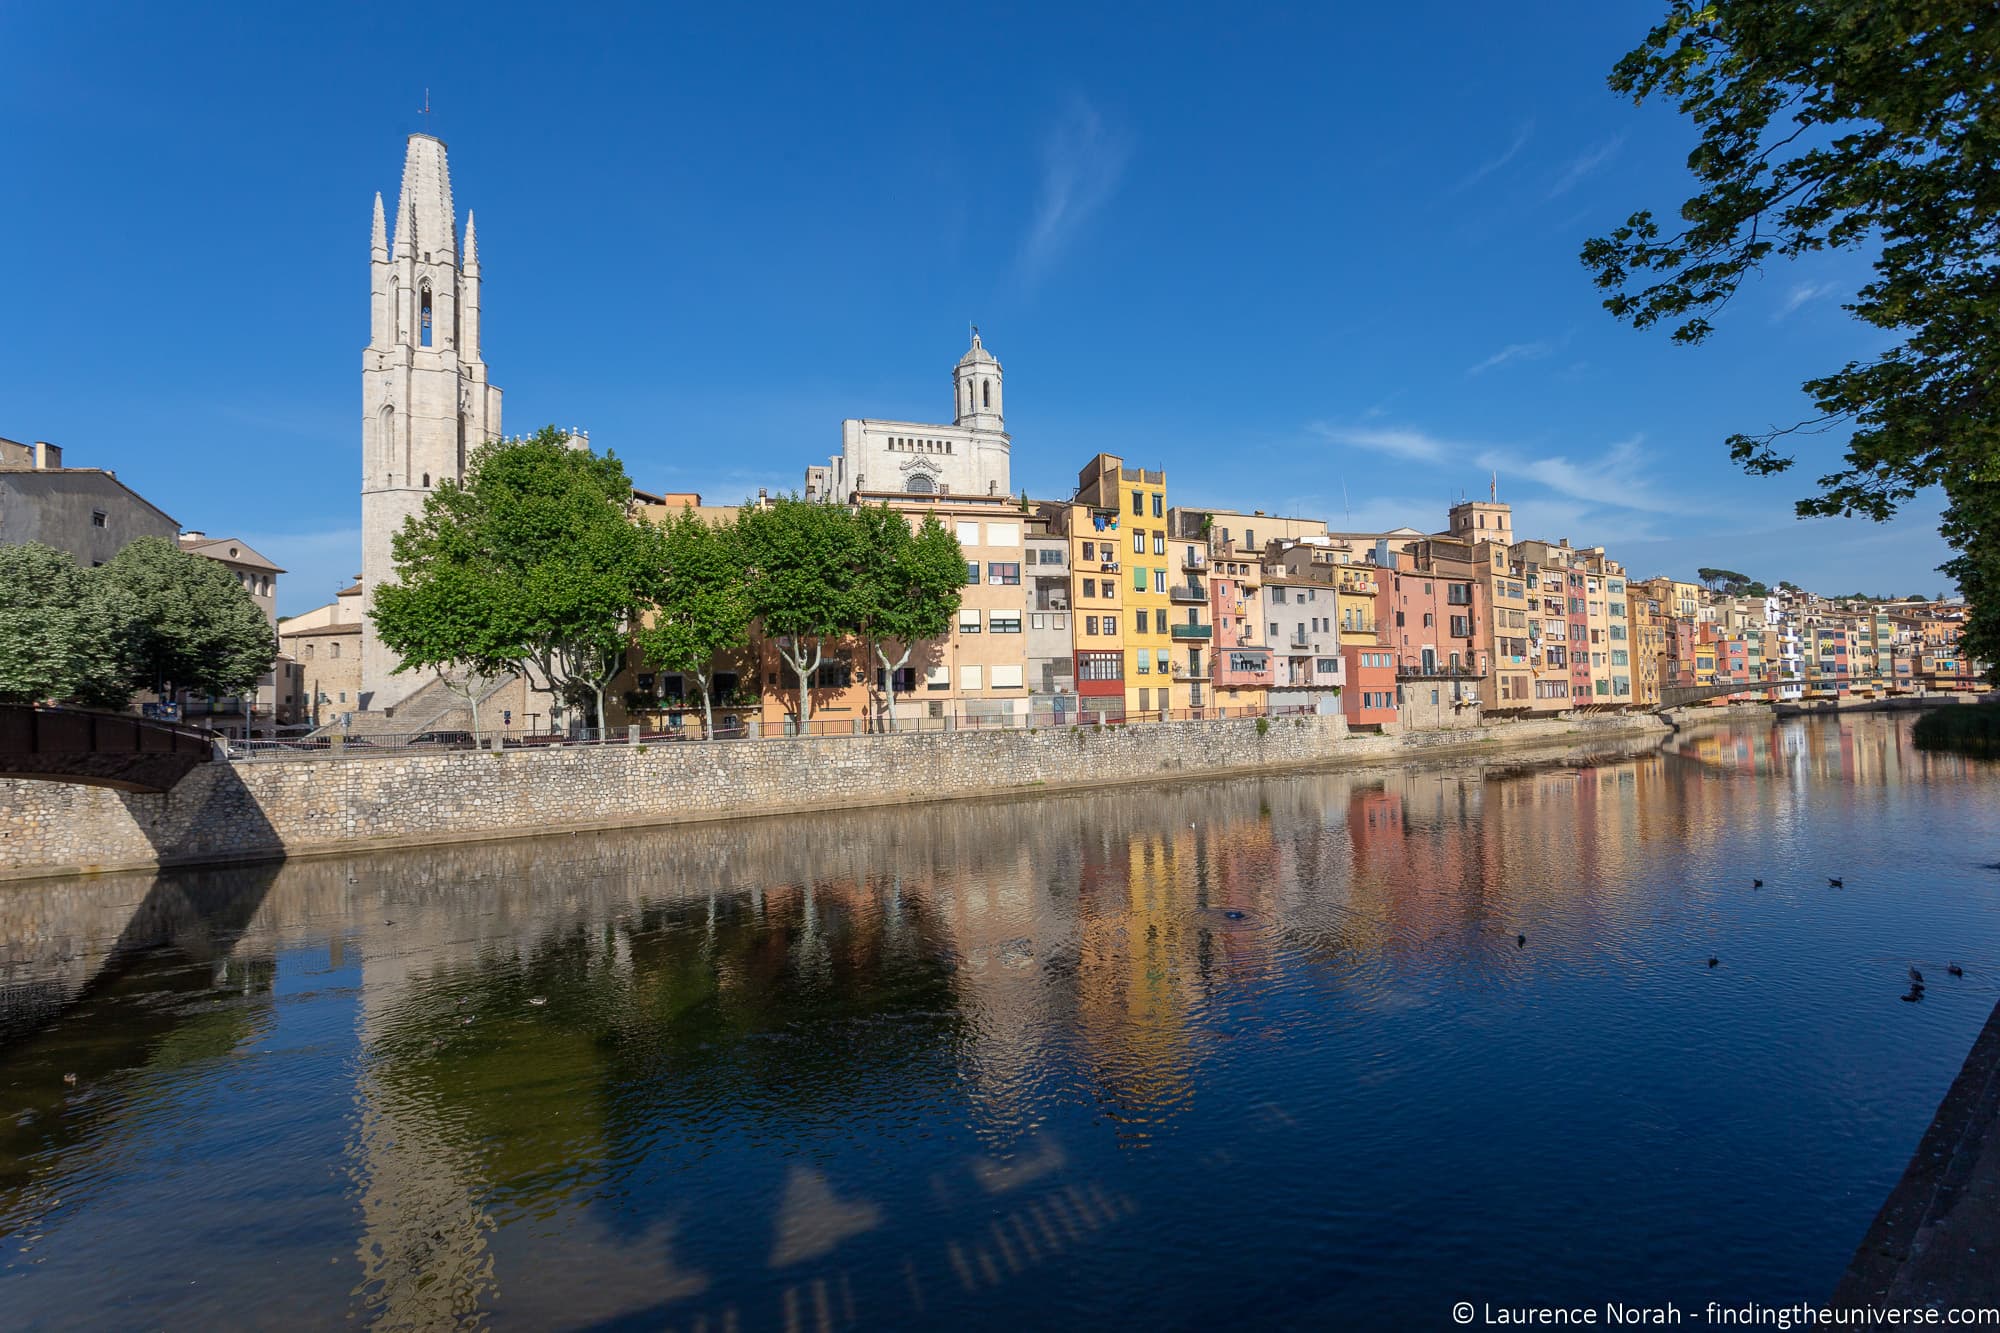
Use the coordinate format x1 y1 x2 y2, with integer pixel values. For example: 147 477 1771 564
1335 562 1382 647
1373 548 1487 729
1167 528 1215 712
1168 510 1270 714
1263 563 1346 713
1035 493 1126 723
1693 634 1718 687
1074 453 1176 720
1627 576 1675 708
1342 644 1400 730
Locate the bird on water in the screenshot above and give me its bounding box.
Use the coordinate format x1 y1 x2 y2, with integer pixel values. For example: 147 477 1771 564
1516 933 1527 949
1949 963 1965 978
1708 956 1719 968
1752 879 1763 889
1910 966 1925 986
1828 877 1844 888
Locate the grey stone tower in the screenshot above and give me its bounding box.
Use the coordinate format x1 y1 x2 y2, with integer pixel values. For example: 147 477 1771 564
360 133 503 709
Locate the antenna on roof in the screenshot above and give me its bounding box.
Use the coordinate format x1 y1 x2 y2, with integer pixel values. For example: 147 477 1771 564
1342 477 1350 528
418 88 434 135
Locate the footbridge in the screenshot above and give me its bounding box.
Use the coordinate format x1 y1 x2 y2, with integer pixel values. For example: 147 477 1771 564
1655 673 1879 713
0 704 216 793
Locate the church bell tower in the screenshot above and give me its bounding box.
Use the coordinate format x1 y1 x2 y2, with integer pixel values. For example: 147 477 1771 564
359 132 503 709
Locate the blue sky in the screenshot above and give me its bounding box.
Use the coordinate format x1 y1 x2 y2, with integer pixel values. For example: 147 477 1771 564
0 4 1955 616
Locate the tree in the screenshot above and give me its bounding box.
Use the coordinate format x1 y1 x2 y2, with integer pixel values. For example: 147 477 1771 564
634 506 750 739
849 505 964 732
0 544 134 706
1696 566 1752 593
735 498 863 735
97 536 274 701
381 428 651 738
1583 3 2000 665
370 561 518 742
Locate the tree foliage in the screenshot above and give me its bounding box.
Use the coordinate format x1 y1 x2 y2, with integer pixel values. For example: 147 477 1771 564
98 536 275 700
849 505 965 730
634 507 751 738
0 544 134 706
1583 2 2000 663
379 428 651 736
735 497 866 732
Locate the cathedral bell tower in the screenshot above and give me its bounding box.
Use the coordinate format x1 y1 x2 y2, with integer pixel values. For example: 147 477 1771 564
359 133 503 710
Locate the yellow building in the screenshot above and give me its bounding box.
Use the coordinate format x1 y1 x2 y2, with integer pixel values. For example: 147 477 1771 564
1073 453 1180 719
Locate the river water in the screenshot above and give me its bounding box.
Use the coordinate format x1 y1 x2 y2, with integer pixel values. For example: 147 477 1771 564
3 713 1999 1330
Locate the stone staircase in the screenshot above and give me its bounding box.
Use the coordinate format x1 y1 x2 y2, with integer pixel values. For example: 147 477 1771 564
318 673 520 738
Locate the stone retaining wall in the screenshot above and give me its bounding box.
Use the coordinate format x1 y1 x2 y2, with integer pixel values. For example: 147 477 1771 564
0 713 1669 882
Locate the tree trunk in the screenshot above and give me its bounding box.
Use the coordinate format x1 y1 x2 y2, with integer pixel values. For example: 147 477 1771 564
875 644 912 734
592 682 607 739
696 669 715 740
783 639 823 736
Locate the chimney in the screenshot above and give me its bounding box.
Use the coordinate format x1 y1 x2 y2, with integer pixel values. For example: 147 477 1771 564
33 441 61 470
184 529 207 541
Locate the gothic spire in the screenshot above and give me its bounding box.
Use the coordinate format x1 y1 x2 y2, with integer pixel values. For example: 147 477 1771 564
371 191 387 259
463 210 478 268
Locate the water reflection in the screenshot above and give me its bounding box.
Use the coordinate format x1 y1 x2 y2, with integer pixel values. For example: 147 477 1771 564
4 714 1999 1329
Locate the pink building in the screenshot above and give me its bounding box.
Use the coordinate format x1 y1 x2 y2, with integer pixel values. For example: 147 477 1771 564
1343 645 1399 730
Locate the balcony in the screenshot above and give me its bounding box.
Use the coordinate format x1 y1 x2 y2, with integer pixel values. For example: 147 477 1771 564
1290 632 1310 649
1170 624 1212 641
1398 663 1486 681
1099 560 1120 574
1183 550 1208 571
1170 581 1207 604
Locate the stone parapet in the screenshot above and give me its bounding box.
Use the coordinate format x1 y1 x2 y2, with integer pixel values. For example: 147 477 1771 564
0 712 1667 883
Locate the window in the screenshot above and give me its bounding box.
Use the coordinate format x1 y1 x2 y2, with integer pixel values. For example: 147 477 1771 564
992 663 1023 688
304 644 315 660
1154 608 1167 634
91 509 108 528
1137 652 1150 673
1132 490 1144 515
956 521 981 546
987 522 1019 547
958 607 981 634
420 285 434 347
926 665 951 691
1270 622 1279 638
1153 534 1165 556
329 642 341 659
1156 649 1169 673
966 561 980 585
1132 530 1145 554
1447 583 1472 605
1317 657 1340 675
1451 615 1471 638
1152 494 1162 517
1134 609 1148 634
988 562 1020 585
1245 529 1255 549
989 611 1021 633
1079 651 1122 681
1134 567 1147 592
1271 587 1285 604
814 662 852 689
1082 578 1097 598
1031 612 1046 631
1423 612 1434 628
1138 687 1152 710
1082 541 1095 560
1153 570 1166 594
982 380 991 408
961 665 983 691
1084 616 1098 635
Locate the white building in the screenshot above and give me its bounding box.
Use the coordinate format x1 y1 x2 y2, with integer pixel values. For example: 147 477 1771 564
359 133 503 710
805 332 1011 502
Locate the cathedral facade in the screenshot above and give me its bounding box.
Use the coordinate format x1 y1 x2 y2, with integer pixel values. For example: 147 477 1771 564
804 333 1011 502
359 133 502 709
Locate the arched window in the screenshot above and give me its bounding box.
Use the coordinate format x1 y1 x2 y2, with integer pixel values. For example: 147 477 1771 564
420 286 434 348
379 403 397 483
421 472 430 488
304 644 314 661
965 381 973 413
982 380 990 408
906 473 935 494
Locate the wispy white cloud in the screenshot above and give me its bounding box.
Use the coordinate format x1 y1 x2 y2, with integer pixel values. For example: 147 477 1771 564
1017 98 1131 286
1454 120 1535 192
1467 341 1552 376
1310 422 1463 463
1772 281 1834 321
1548 135 1625 198
1475 435 1702 517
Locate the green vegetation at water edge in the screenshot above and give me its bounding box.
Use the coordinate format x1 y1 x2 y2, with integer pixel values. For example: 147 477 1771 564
1911 704 2000 756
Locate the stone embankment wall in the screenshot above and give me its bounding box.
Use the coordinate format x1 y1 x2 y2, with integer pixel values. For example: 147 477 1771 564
0 713 1667 882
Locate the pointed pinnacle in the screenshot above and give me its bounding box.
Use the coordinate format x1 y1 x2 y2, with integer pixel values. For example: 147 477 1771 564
464 210 478 267
371 192 388 256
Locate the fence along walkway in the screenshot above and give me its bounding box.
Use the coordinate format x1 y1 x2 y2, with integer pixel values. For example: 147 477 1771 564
0 704 216 792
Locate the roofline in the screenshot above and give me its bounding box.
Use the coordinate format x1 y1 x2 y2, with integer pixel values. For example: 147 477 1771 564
0 465 182 530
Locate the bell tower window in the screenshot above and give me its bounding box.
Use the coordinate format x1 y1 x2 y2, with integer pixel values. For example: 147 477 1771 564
420 286 434 348
982 380 990 408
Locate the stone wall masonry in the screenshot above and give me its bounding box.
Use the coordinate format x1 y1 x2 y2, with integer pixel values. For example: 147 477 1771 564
0 712 1672 883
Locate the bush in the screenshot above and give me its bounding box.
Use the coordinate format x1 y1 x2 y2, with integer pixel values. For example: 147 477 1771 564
1255 717 1270 737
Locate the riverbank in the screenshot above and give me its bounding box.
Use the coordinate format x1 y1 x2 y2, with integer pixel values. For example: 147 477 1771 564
0 711 1670 883
1912 702 2000 757
1835 995 2000 1310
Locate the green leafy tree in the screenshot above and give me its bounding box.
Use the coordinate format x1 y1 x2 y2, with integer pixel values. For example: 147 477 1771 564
735 498 863 734
97 536 274 701
850 505 964 732
1583 3 2000 664
371 561 518 741
0 543 135 706
381 428 651 738
634 507 751 739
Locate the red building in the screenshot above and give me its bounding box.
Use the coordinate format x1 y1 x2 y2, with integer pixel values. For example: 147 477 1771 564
1342 645 1400 730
